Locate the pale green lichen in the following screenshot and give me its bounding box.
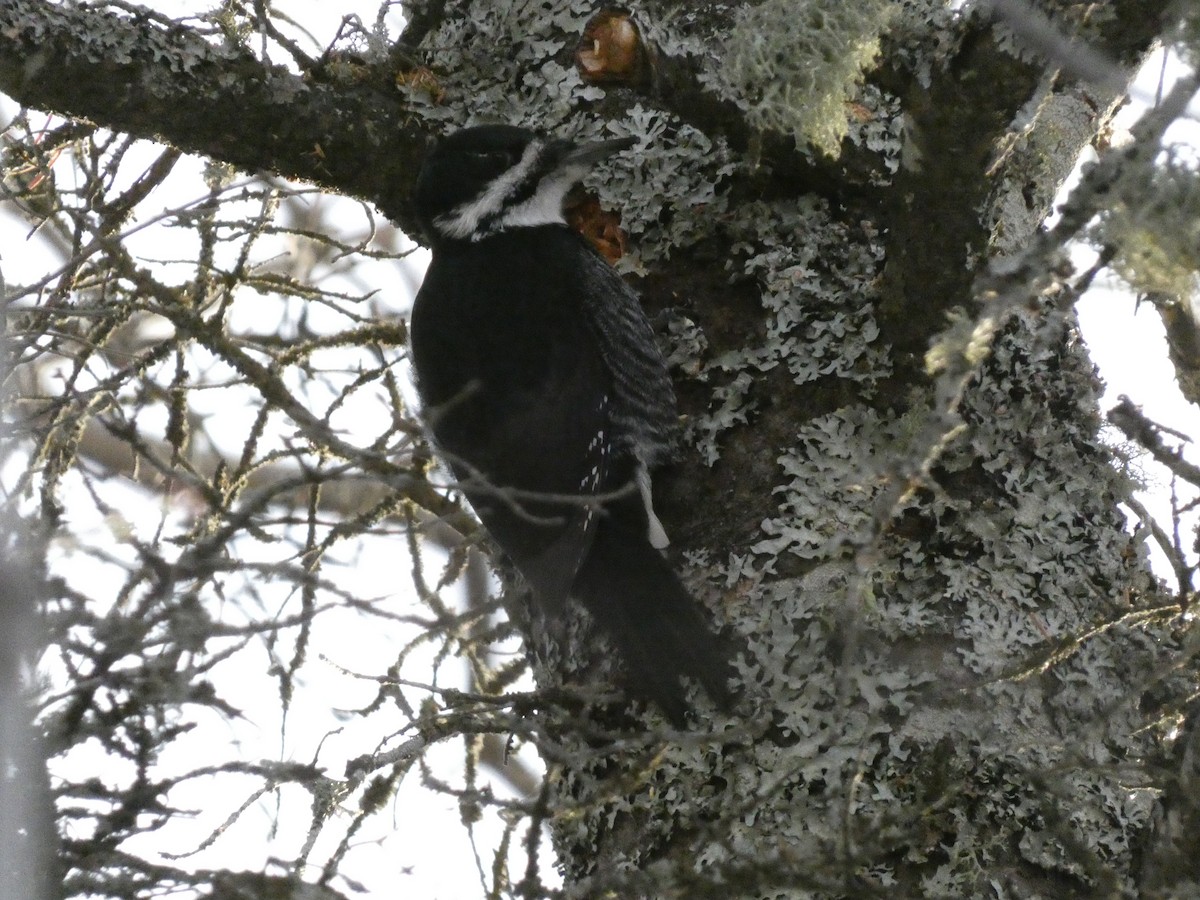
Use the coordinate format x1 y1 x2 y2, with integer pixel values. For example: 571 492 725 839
595 105 736 264
688 196 887 465
708 0 898 156
728 303 1166 894
1092 153 1200 300
399 2 736 262
396 2 1177 893
883 0 964 88
845 84 905 181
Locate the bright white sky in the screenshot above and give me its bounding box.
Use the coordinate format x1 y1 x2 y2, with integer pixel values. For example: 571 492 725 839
1074 47 1200 582
0 4 534 895
2 5 1199 899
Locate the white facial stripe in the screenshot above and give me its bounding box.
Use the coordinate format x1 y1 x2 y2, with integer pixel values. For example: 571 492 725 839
492 163 587 233
433 140 545 240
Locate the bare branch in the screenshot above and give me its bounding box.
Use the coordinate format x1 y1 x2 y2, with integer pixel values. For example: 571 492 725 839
0 0 428 228
982 0 1128 93
1108 394 1200 489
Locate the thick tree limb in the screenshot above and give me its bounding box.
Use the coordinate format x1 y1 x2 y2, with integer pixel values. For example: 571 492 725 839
0 0 427 228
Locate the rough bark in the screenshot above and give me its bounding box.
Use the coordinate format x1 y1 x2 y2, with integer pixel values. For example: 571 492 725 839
0 523 59 900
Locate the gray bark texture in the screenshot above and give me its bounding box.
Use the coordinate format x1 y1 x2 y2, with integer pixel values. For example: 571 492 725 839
2 0 1198 897
0 523 59 900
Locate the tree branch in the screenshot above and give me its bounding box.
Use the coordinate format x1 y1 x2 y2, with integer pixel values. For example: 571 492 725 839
0 0 428 229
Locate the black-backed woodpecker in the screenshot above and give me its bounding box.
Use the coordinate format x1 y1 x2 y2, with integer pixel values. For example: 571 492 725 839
410 124 735 722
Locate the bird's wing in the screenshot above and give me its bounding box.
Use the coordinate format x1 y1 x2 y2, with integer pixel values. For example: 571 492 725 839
574 247 679 467
411 238 615 603
449 346 611 604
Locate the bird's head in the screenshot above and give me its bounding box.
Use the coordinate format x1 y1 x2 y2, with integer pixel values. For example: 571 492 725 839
413 124 635 243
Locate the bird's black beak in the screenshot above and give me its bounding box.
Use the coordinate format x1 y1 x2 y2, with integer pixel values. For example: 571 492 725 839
560 135 637 167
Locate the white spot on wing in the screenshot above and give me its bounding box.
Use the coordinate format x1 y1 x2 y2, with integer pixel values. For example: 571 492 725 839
580 396 609 529
637 463 670 549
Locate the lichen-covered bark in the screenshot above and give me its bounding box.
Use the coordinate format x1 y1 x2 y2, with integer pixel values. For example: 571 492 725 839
2 0 1194 897
380 1 1186 895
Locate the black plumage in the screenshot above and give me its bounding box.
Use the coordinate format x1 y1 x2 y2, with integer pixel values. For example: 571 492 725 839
409 124 735 722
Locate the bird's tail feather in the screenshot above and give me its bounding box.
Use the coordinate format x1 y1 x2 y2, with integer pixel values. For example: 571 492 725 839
571 513 738 724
